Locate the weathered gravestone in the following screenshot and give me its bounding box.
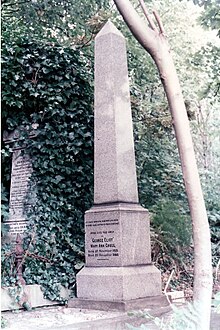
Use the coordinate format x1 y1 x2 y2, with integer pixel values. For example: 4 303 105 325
70 21 166 311
2 130 71 311
3 130 34 238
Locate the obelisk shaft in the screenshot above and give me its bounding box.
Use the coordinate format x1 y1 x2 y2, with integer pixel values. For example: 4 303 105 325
73 22 163 308
94 21 139 205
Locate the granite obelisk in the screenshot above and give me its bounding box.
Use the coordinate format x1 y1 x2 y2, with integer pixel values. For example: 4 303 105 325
74 21 164 310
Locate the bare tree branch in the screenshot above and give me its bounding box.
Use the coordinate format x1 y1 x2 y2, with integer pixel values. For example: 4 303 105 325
138 0 157 31
112 0 159 57
113 1 213 328
153 10 165 35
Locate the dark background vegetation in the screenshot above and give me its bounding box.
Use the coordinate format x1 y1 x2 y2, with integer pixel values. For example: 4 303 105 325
1 0 219 301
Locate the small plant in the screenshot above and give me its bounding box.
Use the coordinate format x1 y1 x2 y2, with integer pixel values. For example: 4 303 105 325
8 284 31 311
127 302 202 330
1 316 8 328
212 292 220 314
151 198 192 258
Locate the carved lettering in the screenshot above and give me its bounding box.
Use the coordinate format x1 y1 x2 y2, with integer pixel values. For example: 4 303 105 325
86 218 120 263
9 149 33 222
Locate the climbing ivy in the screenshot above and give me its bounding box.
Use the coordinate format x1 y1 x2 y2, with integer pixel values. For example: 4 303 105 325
1 37 94 300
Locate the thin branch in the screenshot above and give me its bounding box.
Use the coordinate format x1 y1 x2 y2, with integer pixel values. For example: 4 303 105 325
164 268 175 293
27 252 53 263
138 0 157 31
153 10 165 35
214 83 220 98
215 258 220 282
79 26 98 49
113 0 158 56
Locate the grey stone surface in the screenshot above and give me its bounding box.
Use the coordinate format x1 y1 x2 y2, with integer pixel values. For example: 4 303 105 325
1 285 70 311
2 305 220 330
3 129 38 238
84 203 151 267
94 21 138 205
76 21 162 308
9 149 32 220
76 265 162 302
4 148 33 237
69 295 168 312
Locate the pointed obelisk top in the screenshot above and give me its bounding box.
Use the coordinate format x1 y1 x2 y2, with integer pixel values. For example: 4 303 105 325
95 20 124 39
94 17 138 204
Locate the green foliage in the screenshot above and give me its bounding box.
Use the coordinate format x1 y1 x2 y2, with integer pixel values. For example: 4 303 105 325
1 146 12 226
199 0 220 36
127 302 204 329
207 207 220 264
136 135 186 208
1 185 10 225
150 199 192 260
1 0 111 47
1 38 94 299
1 242 17 287
186 1 220 36
8 284 32 310
212 292 220 313
1 316 8 329
192 44 220 100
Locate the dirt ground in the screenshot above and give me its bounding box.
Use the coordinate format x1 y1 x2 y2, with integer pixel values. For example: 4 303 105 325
1 305 220 330
2 306 132 330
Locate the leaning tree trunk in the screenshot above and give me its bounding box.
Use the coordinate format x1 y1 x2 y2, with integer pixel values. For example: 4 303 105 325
113 0 213 329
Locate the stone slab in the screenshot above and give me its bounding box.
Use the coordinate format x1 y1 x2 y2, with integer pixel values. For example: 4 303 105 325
68 295 169 312
1 305 174 330
1 284 70 311
62 309 220 330
3 220 28 237
2 305 220 330
76 265 162 301
3 128 37 144
85 203 151 267
166 290 185 304
5 148 34 238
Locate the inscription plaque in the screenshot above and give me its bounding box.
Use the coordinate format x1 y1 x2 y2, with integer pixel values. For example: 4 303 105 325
7 149 33 237
7 221 28 235
85 216 122 266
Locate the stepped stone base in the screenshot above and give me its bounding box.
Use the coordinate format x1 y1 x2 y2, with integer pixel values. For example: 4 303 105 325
69 295 168 312
73 264 163 311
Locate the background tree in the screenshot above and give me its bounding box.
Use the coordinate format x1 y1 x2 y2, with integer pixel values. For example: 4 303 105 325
112 0 214 328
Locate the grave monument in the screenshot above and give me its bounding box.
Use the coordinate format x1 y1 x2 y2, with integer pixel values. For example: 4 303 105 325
71 21 165 311
2 130 70 311
3 130 33 238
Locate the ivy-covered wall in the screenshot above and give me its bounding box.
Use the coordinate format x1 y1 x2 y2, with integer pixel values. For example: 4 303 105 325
1 39 94 300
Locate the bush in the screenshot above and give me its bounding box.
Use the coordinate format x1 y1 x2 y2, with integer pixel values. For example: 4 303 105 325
150 198 192 261
1 38 94 299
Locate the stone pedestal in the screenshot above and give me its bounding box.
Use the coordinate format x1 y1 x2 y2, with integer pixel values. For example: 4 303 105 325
70 263 165 311
72 21 164 311
84 203 151 267
74 203 162 307
77 265 161 302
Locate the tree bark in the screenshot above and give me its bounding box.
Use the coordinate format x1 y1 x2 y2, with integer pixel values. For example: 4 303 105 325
113 0 213 328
